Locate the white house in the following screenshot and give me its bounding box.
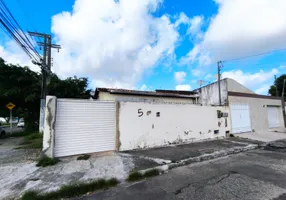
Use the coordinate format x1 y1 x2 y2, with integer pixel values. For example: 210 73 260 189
193 78 285 133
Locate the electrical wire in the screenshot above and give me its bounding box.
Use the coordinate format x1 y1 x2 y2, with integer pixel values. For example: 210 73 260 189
0 0 41 63
222 48 286 63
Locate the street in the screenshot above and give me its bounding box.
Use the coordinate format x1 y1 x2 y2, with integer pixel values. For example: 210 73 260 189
83 149 286 200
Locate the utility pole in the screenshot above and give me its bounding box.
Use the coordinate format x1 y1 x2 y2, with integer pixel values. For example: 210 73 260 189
28 32 61 132
218 61 222 106
274 75 279 97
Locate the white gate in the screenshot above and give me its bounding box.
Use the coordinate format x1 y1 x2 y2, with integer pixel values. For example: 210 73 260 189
267 106 280 128
54 99 116 157
230 104 251 133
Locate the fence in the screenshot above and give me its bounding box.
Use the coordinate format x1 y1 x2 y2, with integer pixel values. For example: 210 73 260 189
43 96 230 157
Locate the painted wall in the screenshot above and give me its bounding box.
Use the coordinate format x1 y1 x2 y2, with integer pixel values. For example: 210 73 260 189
194 79 228 106
98 92 196 104
118 101 230 151
229 96 284 132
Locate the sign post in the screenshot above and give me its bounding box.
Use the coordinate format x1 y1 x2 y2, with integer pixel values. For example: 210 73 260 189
6 102 16 133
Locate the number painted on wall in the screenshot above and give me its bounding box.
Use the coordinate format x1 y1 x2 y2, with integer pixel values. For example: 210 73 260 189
138 109 143 117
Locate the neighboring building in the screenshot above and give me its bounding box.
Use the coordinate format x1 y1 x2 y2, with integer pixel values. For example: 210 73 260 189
94 88 199 104
194 78 285 133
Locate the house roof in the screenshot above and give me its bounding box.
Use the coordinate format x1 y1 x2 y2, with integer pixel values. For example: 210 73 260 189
94 88 198 99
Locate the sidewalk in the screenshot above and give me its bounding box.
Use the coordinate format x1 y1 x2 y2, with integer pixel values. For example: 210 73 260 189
0 137 259 199
234 129 286 142
123 137 259 172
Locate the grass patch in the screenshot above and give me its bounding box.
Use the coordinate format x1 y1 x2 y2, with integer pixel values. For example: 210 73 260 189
21 178 119 200
36 157 58 167
143 169 160 178
16 133 43 149
77 154 91 160
127 171 144 182
127 169 161 182
229 134 235 137
0 131 32 139
24 132 43 140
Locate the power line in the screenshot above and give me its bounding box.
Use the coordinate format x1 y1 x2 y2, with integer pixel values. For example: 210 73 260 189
222 61 286 71
222 48 286 63
0 0 41 63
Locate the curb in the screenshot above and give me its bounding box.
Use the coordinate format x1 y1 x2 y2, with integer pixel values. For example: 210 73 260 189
137 144 259 174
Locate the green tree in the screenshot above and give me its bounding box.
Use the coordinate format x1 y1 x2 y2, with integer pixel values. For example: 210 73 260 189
0 57 91 131
268 74 286 100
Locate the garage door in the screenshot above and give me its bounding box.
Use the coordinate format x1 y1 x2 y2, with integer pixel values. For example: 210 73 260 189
267 106 280 128
54 99 116 157
230 104 251 133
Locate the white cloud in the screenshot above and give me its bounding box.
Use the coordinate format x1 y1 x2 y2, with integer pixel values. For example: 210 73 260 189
51 0 180 89
205 73 213 80
139 84 147 91
183 0 286 65
255 85 270 95
176 84 191 90
186 16 204 37
280 65 286 69
174 71 186 83
0 40 40 72
222 68 278 94
175 13 204 39
191 68 202 77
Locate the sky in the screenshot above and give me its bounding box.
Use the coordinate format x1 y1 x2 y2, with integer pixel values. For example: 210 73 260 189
0 0 286 94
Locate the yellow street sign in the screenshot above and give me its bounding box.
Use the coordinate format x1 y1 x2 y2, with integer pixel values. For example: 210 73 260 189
6 102 16 110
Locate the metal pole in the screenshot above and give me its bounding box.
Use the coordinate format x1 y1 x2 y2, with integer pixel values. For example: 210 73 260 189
10 110 12 133
218 61 222 106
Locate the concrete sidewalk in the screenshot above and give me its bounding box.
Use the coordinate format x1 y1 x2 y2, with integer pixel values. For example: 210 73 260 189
234 129 286 142
123 138 259 171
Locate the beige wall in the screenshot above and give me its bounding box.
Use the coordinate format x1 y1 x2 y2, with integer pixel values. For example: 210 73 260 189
229 96 284 132
98 92 196 104
194 79 228 106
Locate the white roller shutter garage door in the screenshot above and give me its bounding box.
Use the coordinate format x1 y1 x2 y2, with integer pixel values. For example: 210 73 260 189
267 106 280 128
54 99 116 157
230 104 251 133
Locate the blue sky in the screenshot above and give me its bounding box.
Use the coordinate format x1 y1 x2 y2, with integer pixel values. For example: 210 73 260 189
0 0 285 94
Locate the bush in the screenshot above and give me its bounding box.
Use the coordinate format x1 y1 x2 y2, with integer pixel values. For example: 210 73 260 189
21 191 40 200
21 178 119 200
77 154 90 160
36 157 58 167
127 171 144 182
143 169 160 178
229 134 235 137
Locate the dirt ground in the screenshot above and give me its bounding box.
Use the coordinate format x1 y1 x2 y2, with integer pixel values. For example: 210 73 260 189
0 137 147 200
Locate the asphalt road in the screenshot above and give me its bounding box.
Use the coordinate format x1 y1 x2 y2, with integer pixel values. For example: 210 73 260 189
83 149 286 200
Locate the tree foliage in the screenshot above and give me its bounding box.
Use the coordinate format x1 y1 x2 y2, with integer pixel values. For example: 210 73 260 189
0 57 91 131
268 74 286 100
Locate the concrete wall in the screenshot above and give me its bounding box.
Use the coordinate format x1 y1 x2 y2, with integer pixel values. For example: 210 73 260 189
118 101 230 151
43 96 57 158
229 96 284 132
227 78 255 94
98 92 196 104
194 79 228 106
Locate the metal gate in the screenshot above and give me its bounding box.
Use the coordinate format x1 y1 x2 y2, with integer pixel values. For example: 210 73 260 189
54 99 116 157
230 104 251 133
267 106 280 128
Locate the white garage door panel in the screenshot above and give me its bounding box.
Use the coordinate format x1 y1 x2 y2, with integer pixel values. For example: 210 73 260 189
54 100 116 157
267 106 280 128
230 104 251 133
